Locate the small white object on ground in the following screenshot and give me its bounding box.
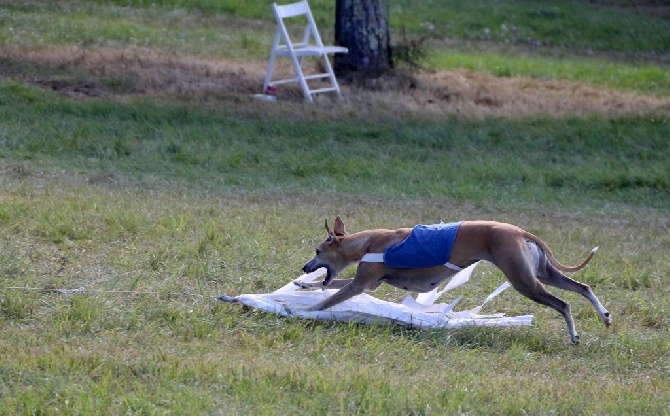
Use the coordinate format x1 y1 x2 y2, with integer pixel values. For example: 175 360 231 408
252 94 277 102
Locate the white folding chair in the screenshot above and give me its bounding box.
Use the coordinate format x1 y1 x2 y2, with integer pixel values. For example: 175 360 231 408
263 0 348 102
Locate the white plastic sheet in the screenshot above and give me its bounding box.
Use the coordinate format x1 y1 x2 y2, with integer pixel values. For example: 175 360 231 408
220 262 533 329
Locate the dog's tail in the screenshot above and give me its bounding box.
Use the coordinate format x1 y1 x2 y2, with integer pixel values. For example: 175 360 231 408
523 231 598 273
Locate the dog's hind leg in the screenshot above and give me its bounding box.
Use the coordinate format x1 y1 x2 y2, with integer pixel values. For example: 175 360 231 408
538 262 612 328
496 250 581 343
513 279 580 343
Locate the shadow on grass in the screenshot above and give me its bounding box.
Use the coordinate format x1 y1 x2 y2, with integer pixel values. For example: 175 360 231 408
274 314 561 354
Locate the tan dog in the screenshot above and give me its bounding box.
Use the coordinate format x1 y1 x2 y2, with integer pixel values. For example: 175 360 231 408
299 216 611 343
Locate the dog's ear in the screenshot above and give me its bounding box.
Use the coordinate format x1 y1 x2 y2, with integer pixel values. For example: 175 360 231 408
333 216 347 236
324 219 337 242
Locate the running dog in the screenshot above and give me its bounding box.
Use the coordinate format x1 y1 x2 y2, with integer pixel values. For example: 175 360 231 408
298 216 611 343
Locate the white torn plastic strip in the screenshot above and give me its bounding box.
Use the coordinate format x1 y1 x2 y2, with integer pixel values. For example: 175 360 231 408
220 263 533 329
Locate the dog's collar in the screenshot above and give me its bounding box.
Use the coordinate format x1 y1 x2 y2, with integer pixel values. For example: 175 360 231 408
360 253 462 271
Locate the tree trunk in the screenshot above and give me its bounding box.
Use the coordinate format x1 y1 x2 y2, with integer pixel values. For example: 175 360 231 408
334 0 392 78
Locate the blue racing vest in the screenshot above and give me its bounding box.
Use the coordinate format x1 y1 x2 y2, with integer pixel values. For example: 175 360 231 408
384 221 463 269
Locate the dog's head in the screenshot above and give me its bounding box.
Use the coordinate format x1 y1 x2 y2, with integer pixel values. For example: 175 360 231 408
302 216 351 285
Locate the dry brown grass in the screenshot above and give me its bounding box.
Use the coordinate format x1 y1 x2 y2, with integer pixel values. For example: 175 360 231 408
2 45 669 120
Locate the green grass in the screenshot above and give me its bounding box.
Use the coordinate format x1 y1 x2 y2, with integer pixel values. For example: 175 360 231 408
0 178 668 414
391 0 670 53
49 0 670 54
0 1 273 59
1 0 669 414
1 82 668 414
1 85 667 210
427 51 670 96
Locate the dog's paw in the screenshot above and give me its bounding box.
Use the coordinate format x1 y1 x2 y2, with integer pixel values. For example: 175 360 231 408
602 311 612 327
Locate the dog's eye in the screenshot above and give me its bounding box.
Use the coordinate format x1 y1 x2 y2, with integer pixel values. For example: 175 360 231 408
316 249 321 256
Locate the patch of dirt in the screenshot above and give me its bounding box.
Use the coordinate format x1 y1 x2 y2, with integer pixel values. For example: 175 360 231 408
1 45 668 120
33 79 105 98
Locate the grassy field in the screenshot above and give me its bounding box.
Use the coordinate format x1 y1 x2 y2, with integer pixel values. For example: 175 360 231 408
1 0 669 414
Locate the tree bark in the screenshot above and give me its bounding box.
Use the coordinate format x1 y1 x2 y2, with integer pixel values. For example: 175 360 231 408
334 0 392 78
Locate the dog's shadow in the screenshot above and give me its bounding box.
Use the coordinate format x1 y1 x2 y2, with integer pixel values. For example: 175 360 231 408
434 326 558 353
296 317 561 354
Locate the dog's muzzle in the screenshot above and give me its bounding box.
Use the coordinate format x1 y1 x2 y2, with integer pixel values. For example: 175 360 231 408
302 259 336 285
301 258 318 274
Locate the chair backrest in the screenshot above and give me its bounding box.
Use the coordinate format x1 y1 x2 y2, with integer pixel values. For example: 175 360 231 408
273 0 309 19
272 1 325 49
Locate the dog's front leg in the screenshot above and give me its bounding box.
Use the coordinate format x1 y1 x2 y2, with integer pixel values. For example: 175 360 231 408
307 263 384 311
294 278 353 290
307 280 367 311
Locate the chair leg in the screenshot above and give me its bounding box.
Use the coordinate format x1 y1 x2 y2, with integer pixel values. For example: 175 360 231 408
322 55 341 98
263 55 277 94
289 55 313 103
263 31 282 94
